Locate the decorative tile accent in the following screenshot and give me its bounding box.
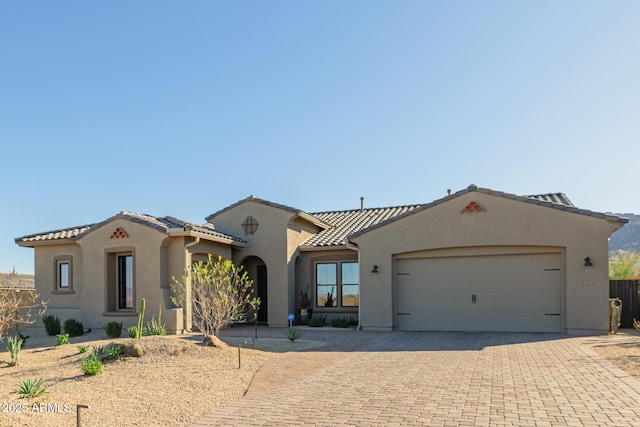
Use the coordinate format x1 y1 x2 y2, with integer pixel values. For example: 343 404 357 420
110 227 129 239
461 201 486 214
241 215 259 235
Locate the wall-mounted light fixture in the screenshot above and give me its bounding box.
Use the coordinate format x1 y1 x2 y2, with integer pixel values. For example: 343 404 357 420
371 265 379 273
584 257 593 267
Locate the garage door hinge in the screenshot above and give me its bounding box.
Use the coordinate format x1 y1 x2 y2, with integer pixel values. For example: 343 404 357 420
544 268 560 271
398 312 410 315
397 273 410 276
544 313 560 316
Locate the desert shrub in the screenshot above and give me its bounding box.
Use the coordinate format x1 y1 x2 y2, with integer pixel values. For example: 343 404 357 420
128 326 148 338
42 314 61 336
1 336 24 366
0 276 47 341
105 345 123 360
55 333 69 346
146 316 167 336
77 345 89 353
81 354 102 376
103 321 123 338
127 326 137 338
286 327 301 342
14 378 47 399
63 318 84 338
307 314 326 327
331 317 352 328
170 255 260 338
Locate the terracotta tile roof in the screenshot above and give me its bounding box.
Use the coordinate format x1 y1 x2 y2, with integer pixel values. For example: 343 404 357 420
15 212 246 246
16 224 95 244
302 205 422 247
527 193 575 207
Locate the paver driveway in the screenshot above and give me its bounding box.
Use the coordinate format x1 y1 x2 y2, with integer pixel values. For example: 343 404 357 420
191 328 640 426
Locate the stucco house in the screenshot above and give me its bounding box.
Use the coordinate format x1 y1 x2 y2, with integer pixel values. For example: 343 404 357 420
16 184 627 335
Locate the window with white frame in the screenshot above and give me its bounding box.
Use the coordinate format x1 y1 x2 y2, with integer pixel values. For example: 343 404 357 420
315 261 359 308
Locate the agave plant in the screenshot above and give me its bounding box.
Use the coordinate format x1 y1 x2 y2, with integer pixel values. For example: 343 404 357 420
286 327 301 342
14 378 47 399
1 336 24 366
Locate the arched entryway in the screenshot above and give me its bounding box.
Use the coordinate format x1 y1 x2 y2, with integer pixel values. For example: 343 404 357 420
240 256 268 324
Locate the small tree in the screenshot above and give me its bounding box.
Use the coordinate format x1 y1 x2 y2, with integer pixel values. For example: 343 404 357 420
0 270 47 341
171 255 260 338
609 250 640 279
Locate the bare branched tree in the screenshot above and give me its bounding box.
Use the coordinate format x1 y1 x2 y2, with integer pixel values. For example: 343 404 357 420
0 269 47 340
171 255 260 338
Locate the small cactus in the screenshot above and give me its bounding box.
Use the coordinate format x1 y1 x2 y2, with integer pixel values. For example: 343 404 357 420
136 298 146 339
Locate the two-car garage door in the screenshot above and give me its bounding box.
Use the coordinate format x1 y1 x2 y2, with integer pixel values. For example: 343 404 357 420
396 252 562 332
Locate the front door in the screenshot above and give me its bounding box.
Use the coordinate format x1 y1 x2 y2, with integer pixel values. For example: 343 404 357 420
256 265 268 324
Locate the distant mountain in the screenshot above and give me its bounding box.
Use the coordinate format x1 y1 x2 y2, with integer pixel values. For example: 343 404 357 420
610 213 640 253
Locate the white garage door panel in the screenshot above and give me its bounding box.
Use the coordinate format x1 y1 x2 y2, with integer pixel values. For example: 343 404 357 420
397 253 562 332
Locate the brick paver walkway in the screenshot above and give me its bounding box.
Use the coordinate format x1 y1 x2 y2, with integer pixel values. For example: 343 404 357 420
190 327 640 426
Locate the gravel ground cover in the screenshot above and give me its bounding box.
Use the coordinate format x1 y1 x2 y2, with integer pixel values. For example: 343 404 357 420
0 329 323 427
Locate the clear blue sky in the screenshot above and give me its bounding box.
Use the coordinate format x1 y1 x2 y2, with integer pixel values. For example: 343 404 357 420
2 2 639 274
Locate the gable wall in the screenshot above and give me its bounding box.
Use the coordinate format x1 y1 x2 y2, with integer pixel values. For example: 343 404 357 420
211 201 306 325
351 192 620 333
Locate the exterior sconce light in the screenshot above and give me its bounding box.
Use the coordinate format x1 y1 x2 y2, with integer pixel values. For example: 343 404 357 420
372 265 379 273
584 257 593 267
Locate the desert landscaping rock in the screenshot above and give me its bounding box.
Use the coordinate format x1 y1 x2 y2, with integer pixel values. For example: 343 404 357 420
202 335 227 348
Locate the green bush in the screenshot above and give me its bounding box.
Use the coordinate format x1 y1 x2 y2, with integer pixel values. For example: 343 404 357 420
128 326 148 338
77 345 89 354
55 334 69 346
307 314 326 327
63 318 84 338
103 321 123 338
331 317 352 328
42 315 61 336
13 378 47 399
81 354 102 376
105 345 123 360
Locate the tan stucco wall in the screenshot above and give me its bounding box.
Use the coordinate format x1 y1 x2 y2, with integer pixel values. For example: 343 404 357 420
351 192 621 334
33 243 84 322
211 201 321 326
78 218 179 330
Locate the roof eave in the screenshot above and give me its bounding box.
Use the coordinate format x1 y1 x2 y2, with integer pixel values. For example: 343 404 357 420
298 244 347 252
167 228 248 248
15 238 76 248
292 212 331 230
